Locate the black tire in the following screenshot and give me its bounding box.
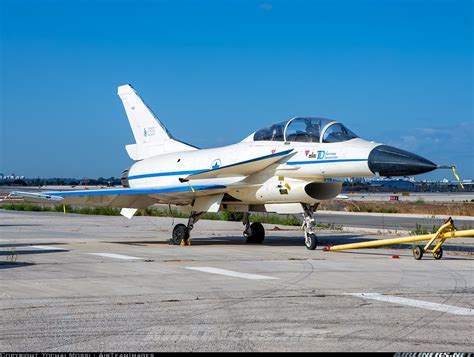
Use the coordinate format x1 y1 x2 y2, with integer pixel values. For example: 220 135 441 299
413 245 423 260
171 224 189 245
305 233 318 250
246 222 265 244
433 247 443 260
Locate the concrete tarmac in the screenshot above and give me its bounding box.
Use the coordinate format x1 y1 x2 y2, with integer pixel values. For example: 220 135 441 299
0 211 473 352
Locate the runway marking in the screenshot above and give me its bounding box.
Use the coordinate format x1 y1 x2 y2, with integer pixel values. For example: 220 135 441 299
347 293 474 316
185 267 278 280
88 253 144 260
30 245 68 251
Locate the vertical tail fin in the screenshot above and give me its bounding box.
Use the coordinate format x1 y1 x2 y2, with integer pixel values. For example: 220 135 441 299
117 84 197 160
117 84 173 144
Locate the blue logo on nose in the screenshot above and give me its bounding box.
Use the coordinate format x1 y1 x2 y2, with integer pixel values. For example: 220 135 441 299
317 151 326 160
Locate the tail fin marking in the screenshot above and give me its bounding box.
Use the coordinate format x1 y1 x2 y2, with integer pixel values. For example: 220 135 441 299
117 84 197 160
117 84 173 144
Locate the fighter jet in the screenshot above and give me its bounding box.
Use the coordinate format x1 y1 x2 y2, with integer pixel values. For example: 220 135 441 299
14 84 439 249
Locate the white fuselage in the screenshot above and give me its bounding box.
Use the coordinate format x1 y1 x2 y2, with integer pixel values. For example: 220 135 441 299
126 138 380 204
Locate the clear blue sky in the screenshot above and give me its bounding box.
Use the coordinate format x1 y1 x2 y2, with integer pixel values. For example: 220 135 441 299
1 0 472 180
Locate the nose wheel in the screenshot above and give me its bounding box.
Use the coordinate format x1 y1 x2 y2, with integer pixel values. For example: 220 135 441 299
305 233 318 250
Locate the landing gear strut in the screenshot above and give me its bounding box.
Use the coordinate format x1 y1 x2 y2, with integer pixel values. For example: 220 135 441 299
302 203 319 250
243 212 265 244
171 211 204 245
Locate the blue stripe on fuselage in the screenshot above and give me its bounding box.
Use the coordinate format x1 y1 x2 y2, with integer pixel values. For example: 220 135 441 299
43 184 226 197
128 170 207 181
287 158 367 165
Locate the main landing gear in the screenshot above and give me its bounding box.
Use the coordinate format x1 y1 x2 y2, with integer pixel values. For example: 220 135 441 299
171 211 266 246
243 212 265 244
171 206 320 249
302 203 319 250
171 211 204 245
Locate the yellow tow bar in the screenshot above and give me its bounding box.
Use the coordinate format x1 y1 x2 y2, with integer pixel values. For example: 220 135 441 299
323 218 474 260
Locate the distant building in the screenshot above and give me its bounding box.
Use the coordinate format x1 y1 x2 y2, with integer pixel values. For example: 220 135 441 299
370 180 415 191
0 173 25 181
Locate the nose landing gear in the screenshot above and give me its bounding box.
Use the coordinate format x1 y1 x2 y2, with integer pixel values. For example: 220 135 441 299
302 203 319 250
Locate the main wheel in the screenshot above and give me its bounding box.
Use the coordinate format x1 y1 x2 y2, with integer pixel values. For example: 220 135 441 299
305 233 318 250
171 224 189 245
413 245 423 260
246 222 265 244
433 247 443 260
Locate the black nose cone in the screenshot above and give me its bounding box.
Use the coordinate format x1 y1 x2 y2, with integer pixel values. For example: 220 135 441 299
368 145 437 176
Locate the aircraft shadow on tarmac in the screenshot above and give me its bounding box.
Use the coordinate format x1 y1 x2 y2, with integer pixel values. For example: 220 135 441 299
107 234 473 254
106 234 336 247
0 242 67 248
106 234 385 247
0 242 69 256
0 249 68 256
0 262 35 270
0 224 44 227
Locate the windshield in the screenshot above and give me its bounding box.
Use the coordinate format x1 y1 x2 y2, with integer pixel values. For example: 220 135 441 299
253 121 286 141
285 118 333 142
322 123 358 143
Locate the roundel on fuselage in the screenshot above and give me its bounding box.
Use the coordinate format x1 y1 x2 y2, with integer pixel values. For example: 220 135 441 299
210 159 222 170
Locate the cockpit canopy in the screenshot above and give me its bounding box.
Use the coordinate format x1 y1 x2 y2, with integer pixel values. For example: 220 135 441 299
253 117 358 143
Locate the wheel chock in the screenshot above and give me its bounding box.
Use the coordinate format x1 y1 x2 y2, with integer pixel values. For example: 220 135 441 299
180 239 192 247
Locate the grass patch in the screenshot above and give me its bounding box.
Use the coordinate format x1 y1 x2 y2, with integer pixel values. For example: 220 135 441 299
414 197 425 205
0 203 305 226
315 222 343 230
249 213 301 226
348 204 400 214
410 223 438 235
0 203 346 229
0 203 121 216
4 247 17 263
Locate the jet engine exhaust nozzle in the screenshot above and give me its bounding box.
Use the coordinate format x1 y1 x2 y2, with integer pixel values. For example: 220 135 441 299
368 145 437 177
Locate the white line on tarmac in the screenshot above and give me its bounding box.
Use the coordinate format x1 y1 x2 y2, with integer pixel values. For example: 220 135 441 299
186 267 278 280
30 245 68 251
347 293 474 316
88 253 144 260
